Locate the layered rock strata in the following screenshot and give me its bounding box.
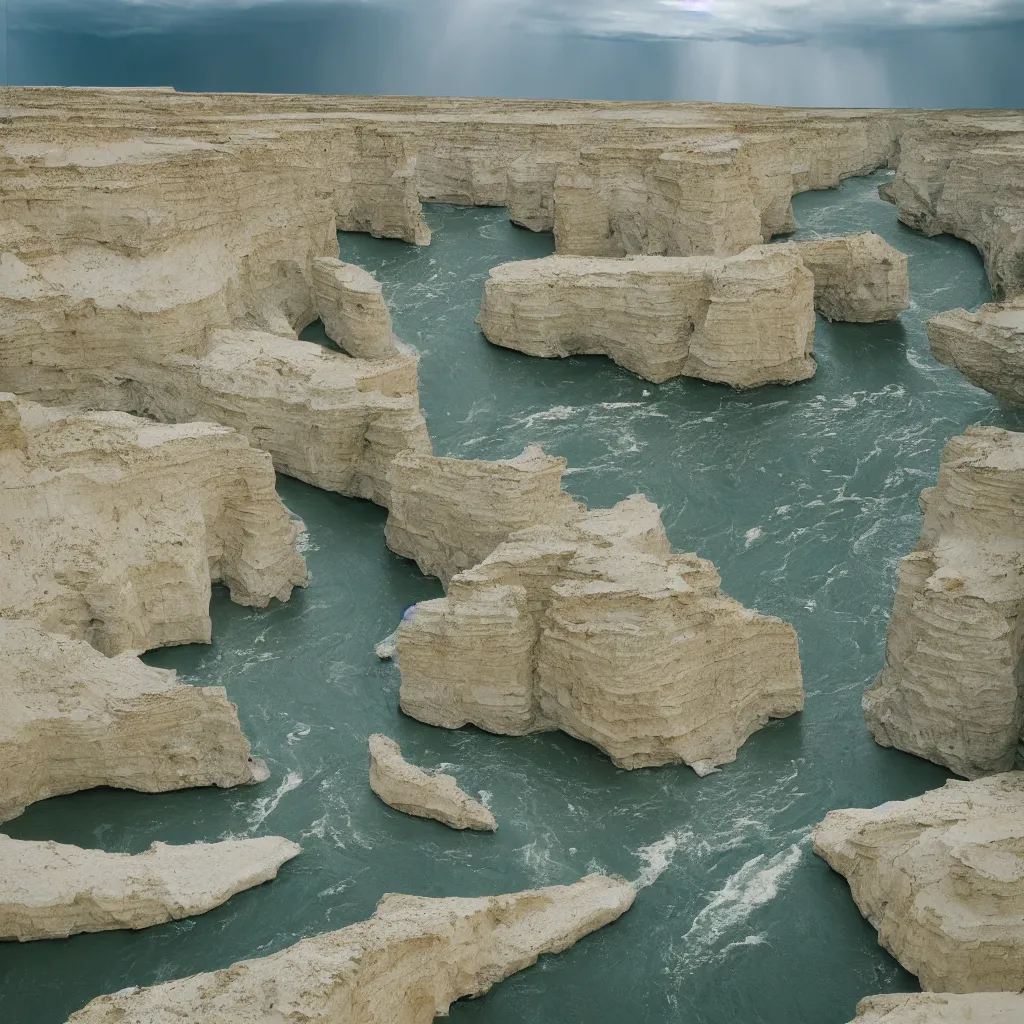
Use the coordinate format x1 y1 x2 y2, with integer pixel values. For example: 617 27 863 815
0 621 268 823
850 993 1024 1024
813 772 1024 993
385 445 584 585
0 836 301 942
67 874 634 1022
863 427 1024 778
928 300 1024 406
368 734 497 831
478 248 816 387
312 257 399 359
397 494 803 772
0 395 307 654
781 233 910 322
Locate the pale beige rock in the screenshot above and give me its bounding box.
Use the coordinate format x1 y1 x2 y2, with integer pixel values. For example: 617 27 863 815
312 257 399 359
928 300 1024 406
385 445 585 586
0 621 268 823
850 992 1024 1024
781 233 909 322
0 835 300 942
478 248 816 387
864 427 1024 778
0 395 307 655
67 874 635 1023
368 734 497 831
397 495 803 771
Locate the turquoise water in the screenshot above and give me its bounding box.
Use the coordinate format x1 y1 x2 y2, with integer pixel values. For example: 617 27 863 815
4 172 1023 1024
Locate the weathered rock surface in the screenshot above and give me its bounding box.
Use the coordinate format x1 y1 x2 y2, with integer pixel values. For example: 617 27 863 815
478 248 816 387
397 494 803 772
0 621 267 823
813 772 1024 993
0 835 300 942
67 874 634 1023
850 992 1024 1024
0 394 307 654
385 445 584 586
312 257 399 359
781 233 910 322
928 300 1024 406
864 427 1024 778
368 734 497 831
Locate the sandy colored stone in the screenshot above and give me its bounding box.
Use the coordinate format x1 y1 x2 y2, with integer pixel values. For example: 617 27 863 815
0 394 307 655
67 873 634 1023
368 734 497 831
0 620 268 823
850 992 1024 1024
478 248 816 387
385 445 585 586
0 835 300 942
864 427 1024 778
782 232 910 322
928 300 1024 406
397 494 803 772
813 772 1024 993
312 257 399 359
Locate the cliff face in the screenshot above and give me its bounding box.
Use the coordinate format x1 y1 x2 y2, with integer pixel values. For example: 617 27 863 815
0 836 300 942
0 395 307 654
397 495 803 772
478 248 817 387
813 773 1024 994
850 993 1024 1024
67 874 634 1023
864 427 1024 778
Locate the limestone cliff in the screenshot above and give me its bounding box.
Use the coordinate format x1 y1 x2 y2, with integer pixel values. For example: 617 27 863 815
397 495 803 772
0 836 300 941
368 734 497 831
67 874 634 1023
864 427 1024 778
813 773 1024 993
0 621 268 823
385 445 585 586
312 257 399 359
850 993 1024 1024
928 300 1024 406
0 395 307 654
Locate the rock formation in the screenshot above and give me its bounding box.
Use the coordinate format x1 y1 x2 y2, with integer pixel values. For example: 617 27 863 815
0 620 268 823
863 427 1024 778
397 494 803 772
312 257 399 359
781 233 910 322
928 300 1024 406
368 734 497 831
813 772 1024 993
0 394 307 654
849 993 1024 1024
385 445 584 586
478 248 816 387
67 874 634 1022
0 835 301 942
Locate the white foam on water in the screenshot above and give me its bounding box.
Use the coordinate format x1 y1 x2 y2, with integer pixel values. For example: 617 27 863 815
744 527 763 548
287 724 311 745
478 789 493 808
247 771 302 831
632 829 694 890
295 532 319 554
516 405 577 428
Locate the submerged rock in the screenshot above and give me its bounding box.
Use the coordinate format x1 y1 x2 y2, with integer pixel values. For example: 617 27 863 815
67 874 634 1022
0 835 300 942
864 427 1024 778
850 993 1024 1024
368 734 497 831
0 621 268 823
813 773 1024 993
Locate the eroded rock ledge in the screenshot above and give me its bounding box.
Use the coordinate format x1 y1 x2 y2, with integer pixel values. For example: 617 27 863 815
369 733 497 831
397 494 803 772
0 835 300 942
864 427 1024 778
0 394 307 654
478 247 817 387
849 993 1024 1024
0 621 268 823
67 874 634 1023
813 773 1024 993
312 257 399 359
